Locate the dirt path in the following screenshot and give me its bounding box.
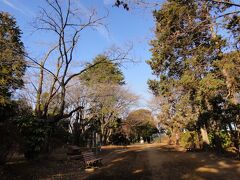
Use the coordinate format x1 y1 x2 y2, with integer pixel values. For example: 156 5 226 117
146 144 169 180
84 143 240 180
2 143 239 179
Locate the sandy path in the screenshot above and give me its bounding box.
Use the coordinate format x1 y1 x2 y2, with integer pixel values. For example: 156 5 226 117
146 144 168 180
84 143 240 180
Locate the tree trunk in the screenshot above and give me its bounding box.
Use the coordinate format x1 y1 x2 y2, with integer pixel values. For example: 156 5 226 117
200 126 210 150
35 62 44 117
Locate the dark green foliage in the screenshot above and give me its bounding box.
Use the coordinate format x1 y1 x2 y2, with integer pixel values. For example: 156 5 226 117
0 13 26 162
80 55 125 86
16 114 70 159
48 121 70 148
147 0 219 144
0 12 26 106
17 118 65 159
180 131 198 149
147 0 240 152
0 100 30 164
0 121 19 164
109 131 130 145
209 131 232 150
80 54 126 145
136 123 158 143
125 109 157 143
17 116 50 159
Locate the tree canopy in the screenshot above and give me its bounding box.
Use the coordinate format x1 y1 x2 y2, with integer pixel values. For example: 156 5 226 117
124 109 157 142
0 12 25 106
147 0 240 150
2 0 240 167
80 55 125 86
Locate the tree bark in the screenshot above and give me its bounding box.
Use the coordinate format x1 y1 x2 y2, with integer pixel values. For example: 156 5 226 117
35 62 44 117
200 126 210 150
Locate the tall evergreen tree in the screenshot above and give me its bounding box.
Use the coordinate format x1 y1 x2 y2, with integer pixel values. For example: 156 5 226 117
80 55 125 86
0 12 26 106
0 12 26 164
147 0 225 147
80 55 127 144
0 12 26 118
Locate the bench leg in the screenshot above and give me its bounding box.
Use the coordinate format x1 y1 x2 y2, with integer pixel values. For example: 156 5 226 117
98 160 102 166
85 160 102 168
86 162 91 168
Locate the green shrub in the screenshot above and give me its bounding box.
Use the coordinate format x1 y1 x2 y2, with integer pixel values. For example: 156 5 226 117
209 131 232 150
180 131 198 148
219 131 232 149
16 116 51 160
109 132 129 145
0 100 28 164
51 121 71 147
0 121 19 164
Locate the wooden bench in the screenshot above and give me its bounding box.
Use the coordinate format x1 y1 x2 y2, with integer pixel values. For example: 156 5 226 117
67 145 82 155
82 151 102 167
67 145 82 160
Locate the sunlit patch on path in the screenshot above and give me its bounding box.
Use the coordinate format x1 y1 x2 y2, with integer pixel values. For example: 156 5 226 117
84 143 240 180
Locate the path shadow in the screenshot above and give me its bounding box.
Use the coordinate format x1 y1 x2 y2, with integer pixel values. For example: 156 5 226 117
84 144 240 180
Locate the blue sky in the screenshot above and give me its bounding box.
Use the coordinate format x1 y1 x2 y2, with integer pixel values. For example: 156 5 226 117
0 0 163 107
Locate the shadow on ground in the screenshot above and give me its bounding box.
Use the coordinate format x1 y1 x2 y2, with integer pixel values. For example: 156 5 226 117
84 144 240 180
1 144 240 180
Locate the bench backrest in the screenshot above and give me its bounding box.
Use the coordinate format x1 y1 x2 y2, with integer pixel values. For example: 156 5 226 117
67 146 81 155
82 152 96 161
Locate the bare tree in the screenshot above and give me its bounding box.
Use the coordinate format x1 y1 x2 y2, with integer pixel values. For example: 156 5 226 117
25 0 113 123
85 83 138 144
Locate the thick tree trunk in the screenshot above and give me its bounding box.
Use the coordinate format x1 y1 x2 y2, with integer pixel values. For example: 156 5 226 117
200 126 210 150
